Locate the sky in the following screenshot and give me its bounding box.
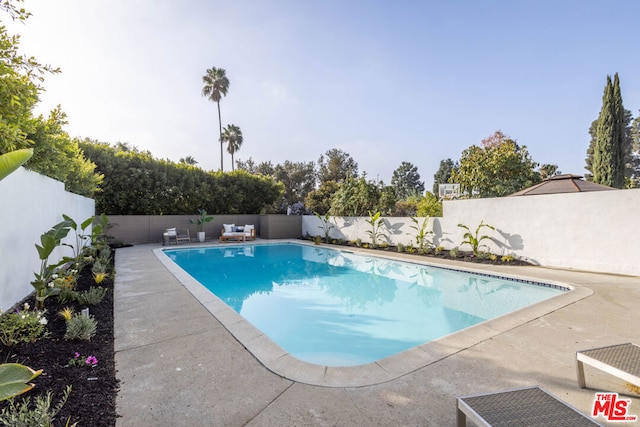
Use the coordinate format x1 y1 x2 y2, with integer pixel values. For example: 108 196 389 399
5 0 640 189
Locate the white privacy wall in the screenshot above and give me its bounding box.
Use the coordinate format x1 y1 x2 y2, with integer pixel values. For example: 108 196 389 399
0 168 95 312
302 188 640 276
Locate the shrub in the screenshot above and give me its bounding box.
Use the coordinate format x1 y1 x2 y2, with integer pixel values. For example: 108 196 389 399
397 243 405 253
313 235 322 245
435 246 444 254
56 289 78 305
417 246 431 255
0 310 48 347
64 314 97 341
501 255 515 262
77 287 108 306
449 247 460 258
476 251 492 260
0 385 76 426
91 259 109 274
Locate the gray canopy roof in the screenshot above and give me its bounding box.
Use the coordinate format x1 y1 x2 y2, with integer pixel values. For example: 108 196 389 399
509 174 615 196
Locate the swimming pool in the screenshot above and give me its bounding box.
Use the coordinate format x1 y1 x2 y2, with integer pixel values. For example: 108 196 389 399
163 243 566 367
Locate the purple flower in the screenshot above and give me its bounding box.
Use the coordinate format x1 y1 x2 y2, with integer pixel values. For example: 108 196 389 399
85 355 98 366
74 352 80 358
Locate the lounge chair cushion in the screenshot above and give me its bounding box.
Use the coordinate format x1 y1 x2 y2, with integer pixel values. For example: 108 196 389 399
166 227 177 236
223 224 235 233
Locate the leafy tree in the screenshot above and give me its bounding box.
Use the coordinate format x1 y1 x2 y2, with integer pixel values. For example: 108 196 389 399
377 184 397 216
201 66 229 171
432 158 455 194
222 124 243 171
305 180 340 215
416 192 442 217
538 164 560 179
271 161 316 213
0 2 58 154
26 107 102 196
449 131 540 198
236 157 275 176
0 3 99 196
591 74 627 188
394 193 422 217
329 176 391 216
587 107 635 185
391 161 424 199
631 113 640 186
317 148 358 184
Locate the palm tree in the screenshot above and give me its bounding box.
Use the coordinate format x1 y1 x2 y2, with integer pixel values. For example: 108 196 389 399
201 67 230 171
222 124 243 171
179 156 198 165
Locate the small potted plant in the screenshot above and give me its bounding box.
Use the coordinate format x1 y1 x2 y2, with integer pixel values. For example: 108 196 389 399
190 209 214 242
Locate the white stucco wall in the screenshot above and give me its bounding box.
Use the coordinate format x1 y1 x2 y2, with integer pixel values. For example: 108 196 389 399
302 216 435 248
437 189 640 276
0 168 95 312
301 189 640 276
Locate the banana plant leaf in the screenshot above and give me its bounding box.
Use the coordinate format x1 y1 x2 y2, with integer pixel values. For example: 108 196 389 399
0 148 33 181
0 363 43 402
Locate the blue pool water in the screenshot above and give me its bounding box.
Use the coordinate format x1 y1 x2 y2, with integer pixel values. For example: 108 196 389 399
164 243 565 367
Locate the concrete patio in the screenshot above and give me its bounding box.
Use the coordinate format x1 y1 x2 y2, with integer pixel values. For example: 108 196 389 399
114 242 640 426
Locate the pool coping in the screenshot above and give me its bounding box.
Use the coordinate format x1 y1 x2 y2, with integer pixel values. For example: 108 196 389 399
153 240 593 388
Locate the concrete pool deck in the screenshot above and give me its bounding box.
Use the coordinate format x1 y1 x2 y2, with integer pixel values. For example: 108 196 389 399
114 242 640 426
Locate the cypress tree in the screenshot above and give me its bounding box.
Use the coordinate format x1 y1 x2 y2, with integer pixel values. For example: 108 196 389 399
593 73 626 188
612 73 626 187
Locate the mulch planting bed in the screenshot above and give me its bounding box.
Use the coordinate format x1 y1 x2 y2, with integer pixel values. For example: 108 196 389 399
307 239 533 266
0 254 118 426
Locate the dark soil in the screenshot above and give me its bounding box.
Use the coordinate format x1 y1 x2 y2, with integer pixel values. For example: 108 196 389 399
0 255 118 426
